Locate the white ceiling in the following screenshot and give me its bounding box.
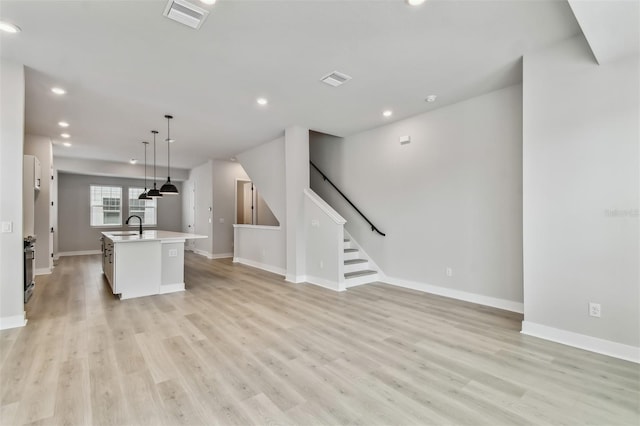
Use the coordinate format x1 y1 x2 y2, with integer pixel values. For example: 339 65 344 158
1 0 582 169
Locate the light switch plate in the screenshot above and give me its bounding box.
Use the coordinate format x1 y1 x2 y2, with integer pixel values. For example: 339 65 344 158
1 221 12 233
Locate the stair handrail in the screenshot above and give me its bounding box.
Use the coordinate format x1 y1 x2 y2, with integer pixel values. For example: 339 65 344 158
310 161 386 236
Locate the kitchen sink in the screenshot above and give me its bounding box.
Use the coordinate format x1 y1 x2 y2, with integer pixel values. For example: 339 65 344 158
107 231 140 236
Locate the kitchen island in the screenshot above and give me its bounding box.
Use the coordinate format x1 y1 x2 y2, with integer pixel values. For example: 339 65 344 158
101 230 207 299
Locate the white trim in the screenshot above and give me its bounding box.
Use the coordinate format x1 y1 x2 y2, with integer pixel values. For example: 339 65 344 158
0 312 27 330
521 321 640 364
382 275 524 314
159 283 185 295
233 224 282 231
304 188 346 225
285 274 305 284
35 267 52 276
190 249 233 260
233 257 286 276
57 250 102 257
211 252 232 259
304 275 345 292
191 248 212 258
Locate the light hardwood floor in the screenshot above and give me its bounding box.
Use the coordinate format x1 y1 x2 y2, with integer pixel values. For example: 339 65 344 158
1 253 638 425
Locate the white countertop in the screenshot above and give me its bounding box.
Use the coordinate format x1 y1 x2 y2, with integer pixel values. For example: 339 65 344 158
102 230 207 243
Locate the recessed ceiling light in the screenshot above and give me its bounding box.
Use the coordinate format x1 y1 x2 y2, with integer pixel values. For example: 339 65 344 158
200 0 217 4
406 0 426 6
426 95 437 102
256 97 268 106
58 121 69 128
230 157 237 162
63 142 71 147
383 110 393 118
51 87 66 95
0 21 21 33
130 159 138 164
61 133 70 138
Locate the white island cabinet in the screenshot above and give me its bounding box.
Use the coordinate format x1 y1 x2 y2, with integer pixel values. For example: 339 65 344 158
101 230 207 300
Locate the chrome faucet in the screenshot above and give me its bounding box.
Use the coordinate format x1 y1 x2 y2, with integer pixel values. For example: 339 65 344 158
126 215 143 235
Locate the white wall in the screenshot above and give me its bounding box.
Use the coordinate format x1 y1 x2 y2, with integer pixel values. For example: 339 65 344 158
310 85 524 311
57 173 183 253
0 61 26 329
237 137 286 222
185 161 213 255
522 35 639 358
24 135 53 273
284 126 310 282
235 136 287 273
55 156 189 182
233 225 286 276
304 189 346 291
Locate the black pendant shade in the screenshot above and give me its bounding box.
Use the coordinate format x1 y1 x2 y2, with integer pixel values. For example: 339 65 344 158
160 114 179 195
138 141 151 200
147 130 162 198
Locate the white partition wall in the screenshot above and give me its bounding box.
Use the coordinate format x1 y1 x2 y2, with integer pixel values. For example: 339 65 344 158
304 189 346 291
0 61 26 330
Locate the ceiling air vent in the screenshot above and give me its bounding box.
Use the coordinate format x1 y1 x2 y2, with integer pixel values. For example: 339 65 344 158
163 0 209 29
320 71 352 87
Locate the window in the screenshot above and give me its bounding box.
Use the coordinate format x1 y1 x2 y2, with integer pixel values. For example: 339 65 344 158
90 185 122 226
128 188 157 226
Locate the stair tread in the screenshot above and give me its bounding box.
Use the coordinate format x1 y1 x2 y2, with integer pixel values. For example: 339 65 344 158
344 270 377 279
344 248 358 253
344 259 367 265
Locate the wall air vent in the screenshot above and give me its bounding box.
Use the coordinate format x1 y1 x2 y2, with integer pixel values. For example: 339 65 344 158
320 71 352 87
163 0 209 29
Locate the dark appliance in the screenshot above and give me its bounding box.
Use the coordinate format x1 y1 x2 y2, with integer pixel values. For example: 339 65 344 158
24 236 35 303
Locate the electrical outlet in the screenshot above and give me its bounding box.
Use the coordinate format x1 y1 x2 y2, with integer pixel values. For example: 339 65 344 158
1 221 12 233
589 302 601 318
168 249 178 257
320 260 324 269
446 267 453 277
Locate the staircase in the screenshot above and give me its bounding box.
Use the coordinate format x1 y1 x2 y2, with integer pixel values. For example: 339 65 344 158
343 235 379 288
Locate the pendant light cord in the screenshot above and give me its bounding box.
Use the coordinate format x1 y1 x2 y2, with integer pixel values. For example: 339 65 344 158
166 115 171 178
152 131 158 188
143 142 147 189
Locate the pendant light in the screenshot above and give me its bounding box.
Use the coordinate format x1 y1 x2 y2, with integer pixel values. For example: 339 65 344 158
138 141 151 200
147 130 162 198
160 114 179 195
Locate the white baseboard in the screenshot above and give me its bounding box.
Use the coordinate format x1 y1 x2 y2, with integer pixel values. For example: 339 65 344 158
521 321 639 363
58 250 102 257
35 267 52 276
0 311 27 330
382 275 524 314
233 257 285 277
159 282 185 294
211 252 233 259
304 275 344 292
285 274 306 284
190 249 233 260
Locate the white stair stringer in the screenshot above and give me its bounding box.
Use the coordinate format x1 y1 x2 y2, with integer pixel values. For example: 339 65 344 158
342 231 382 288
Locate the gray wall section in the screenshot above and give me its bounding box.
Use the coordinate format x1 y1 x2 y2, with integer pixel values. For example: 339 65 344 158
212 160 249 255
24 135 52 271
58 173 182 253
523 36 639 347
310 85 524 303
